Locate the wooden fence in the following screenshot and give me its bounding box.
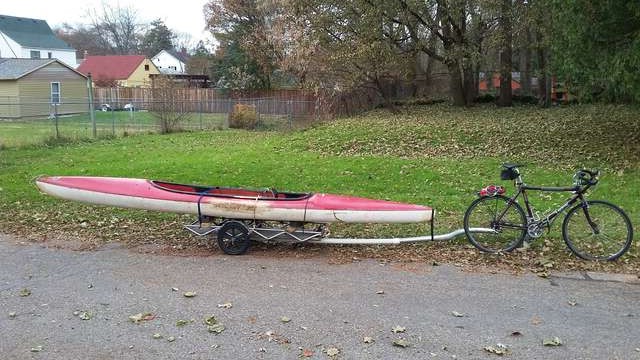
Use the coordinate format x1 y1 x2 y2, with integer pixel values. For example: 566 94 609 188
93 87 323 120
93 76 452 120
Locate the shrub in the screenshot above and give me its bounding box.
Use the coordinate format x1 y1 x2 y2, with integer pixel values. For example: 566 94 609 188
229 103 259 130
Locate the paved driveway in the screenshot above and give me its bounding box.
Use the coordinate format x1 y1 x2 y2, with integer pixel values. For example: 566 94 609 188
0 235 638 359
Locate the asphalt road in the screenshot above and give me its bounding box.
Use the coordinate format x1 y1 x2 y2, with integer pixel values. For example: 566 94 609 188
0 234 639 360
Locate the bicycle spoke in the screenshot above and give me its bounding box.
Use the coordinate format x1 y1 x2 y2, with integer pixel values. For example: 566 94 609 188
464 196 526 253
563 201 632 261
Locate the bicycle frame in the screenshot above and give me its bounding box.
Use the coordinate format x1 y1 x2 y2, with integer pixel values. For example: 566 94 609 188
499 174 596 231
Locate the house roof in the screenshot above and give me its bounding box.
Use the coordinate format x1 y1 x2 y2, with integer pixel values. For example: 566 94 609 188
154 49 189 64
167 49 190 63
0 58 86 80
0 14 73 50
77 55 147 81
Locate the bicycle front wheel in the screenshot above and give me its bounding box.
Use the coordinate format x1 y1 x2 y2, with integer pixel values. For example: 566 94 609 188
562 200 633 261
463 195 527 253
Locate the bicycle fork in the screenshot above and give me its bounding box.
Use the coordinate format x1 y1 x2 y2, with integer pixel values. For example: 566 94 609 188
580 202 601 235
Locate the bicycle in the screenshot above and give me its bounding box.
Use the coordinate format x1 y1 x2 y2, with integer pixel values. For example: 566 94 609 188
463 164 633 261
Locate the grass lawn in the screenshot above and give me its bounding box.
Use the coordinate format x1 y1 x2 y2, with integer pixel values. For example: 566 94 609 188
0 111 229 148
1 103 638 273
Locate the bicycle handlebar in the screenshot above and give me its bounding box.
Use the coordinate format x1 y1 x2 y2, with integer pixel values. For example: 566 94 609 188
574 169 600 186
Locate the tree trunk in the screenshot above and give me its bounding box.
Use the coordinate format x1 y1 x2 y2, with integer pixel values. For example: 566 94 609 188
373 77 399 113
521 27 532 96
463 64 476 105
497 0 513 107
446 60 467 106
414 51 431 98
537 43 550 107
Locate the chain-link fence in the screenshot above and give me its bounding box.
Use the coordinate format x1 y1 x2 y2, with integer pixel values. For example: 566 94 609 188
0 96 319 148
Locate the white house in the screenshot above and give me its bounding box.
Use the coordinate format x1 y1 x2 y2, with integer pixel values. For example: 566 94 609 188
151 49 189 75
0 14 76 67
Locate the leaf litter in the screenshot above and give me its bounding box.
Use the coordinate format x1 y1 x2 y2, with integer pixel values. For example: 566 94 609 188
129 312 155 323
393 339 410 348
543 337 563 346
392 325 406 333
484 343 509 355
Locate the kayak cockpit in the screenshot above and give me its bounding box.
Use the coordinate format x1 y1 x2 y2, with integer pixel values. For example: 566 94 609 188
150 180 312 200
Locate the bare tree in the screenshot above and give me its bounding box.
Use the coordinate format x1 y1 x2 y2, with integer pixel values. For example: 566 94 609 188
497 0 513 106
150 76 192 134
87 3 143 54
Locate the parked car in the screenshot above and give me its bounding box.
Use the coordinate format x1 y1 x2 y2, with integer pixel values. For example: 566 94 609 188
98 103 136 112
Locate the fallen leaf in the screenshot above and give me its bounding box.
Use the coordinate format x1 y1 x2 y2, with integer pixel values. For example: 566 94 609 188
129 312 154 323
281 316 291 323
152 333 163 339
204 315 218 326
171 287 179 292
79 311 92 320
183 291 197 298
9 312 16 319
376 290 385 294
393 339 410 348
207 323 225 334
537 272 549 278
167 336 176 342
363 336 374 344
451 311 465 317
510 331 522 337
530 316 543 325
392 325 406 333
301 348 314 357
19 288 31 297
543 337 562 346
568 299 577 306
176 319 191 327
326 347 340 356
484 343 509 355
30 346 43 353
217 302 233 309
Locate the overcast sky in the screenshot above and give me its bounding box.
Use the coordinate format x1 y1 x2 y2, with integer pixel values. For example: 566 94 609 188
1 0 212 46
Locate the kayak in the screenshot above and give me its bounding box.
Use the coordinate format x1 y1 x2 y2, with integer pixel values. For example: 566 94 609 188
35 176 433 224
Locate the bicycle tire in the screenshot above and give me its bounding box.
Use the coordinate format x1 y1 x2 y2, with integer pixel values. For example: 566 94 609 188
463 195 527 253
562 200 633 261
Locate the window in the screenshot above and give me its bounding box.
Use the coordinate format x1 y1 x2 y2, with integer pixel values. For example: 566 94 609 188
144 64 149 71
47 52 52 59
51 82 61 104
30 50 41 59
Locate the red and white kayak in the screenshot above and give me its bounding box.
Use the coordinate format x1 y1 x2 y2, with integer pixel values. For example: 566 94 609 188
35 176 433 224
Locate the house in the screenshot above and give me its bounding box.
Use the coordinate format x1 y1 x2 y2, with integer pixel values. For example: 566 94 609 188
0 14 76 67
77 55 160 87
151 49 189 75
0 58 87 118
479 73 522 92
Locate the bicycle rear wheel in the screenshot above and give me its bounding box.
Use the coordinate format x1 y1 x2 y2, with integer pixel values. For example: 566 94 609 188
562 200 633 261
463 195 527 253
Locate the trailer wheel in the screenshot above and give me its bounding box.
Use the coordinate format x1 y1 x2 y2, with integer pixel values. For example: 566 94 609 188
217 220 251 255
